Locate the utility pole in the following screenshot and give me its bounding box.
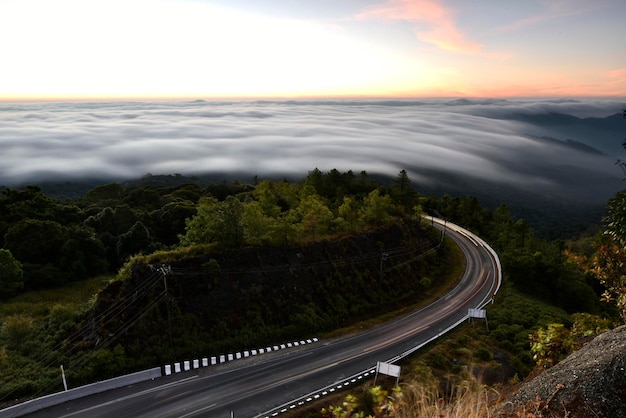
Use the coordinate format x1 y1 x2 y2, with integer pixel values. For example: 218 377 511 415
160 266 173 349
380 251 388 280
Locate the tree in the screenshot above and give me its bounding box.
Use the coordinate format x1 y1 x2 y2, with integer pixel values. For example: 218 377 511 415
591 189 626 322
163 184 202 203
0 186 81 247
529 323 574 368
219 196 244 247
3 219 68 265
83 183 124 205
297 193 334 238
0 249 23 299
592 242 626 321
179 196 245 247
391 169 415 211
356 170 377 195
605 190 626 246
325 168 346 200
85 205 138 236
305 168 324 194
253 180 282 217
123 187 163 211
393 169 411 194
338 196 359 232
116 221 154 263
489 204 514 250
59 226 108 281
0 186 59 223
179 197 221 246
152 201 197 246
456 196 489 234
360 189 393 225
273 210 300 246
242 201 274 245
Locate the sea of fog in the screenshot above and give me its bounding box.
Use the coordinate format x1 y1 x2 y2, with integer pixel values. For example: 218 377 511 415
1 98 625 203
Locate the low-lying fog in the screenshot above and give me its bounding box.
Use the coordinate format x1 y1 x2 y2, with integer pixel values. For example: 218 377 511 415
1 98 624 203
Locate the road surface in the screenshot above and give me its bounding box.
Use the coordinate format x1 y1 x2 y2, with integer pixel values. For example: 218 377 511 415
11 218 500 418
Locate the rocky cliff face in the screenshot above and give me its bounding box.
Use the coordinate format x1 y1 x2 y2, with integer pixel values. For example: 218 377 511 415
496 325 626 417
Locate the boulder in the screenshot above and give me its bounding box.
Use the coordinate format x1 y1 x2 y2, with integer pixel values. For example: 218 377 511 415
496 325 626 417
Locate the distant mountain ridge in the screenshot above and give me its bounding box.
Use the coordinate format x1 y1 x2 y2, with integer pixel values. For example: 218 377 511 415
494 111 624 155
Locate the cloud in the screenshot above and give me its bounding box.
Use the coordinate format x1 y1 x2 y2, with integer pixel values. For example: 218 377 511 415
356 0 482 54
0 99 623 203
606 68 626 92
495 0 607 32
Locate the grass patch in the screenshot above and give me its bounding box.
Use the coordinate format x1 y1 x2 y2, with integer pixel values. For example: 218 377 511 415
0 276 113 404
0 275 111 319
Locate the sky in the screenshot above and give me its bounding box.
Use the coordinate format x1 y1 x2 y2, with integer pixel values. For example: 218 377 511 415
1 0 625 100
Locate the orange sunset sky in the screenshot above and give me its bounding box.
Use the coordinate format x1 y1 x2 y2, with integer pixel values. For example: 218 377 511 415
1 0 625 100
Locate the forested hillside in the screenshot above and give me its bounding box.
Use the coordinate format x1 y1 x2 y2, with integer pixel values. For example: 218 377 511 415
0 168 618 409
90 218 452 376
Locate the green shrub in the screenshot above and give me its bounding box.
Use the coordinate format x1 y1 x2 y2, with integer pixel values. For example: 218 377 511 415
474 347 492 361
1 314 33 349
529 323 574 368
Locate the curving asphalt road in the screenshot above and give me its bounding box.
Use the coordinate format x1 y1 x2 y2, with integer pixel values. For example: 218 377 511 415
13 218 500 418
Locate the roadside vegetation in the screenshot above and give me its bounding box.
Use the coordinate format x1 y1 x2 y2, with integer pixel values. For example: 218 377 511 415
0 167 623 415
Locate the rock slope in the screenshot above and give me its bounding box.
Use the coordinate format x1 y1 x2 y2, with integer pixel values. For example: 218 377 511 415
496 325 626 417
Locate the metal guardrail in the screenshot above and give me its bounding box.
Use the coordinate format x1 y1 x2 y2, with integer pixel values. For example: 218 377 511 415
0 368 162 418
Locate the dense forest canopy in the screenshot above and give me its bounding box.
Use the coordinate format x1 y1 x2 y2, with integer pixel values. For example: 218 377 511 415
0 169 415 294
0 168 612 320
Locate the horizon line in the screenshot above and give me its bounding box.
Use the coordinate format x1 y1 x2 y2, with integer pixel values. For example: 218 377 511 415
2 93 625 103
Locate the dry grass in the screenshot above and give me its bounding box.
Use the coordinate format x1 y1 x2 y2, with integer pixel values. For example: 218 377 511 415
397 380 577 418
393 379 496 418
313 376 574 418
